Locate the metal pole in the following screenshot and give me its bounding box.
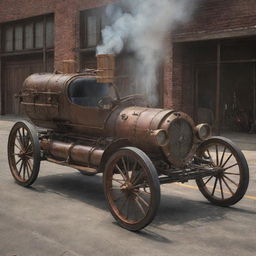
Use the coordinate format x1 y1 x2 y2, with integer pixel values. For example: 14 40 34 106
215 42 221 135
0 56 2 115
194 67 199 123
0 26 2 115
43 16 47 72
252 62 256 132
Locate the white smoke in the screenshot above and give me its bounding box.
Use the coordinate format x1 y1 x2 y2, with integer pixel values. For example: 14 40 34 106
97 0 198 106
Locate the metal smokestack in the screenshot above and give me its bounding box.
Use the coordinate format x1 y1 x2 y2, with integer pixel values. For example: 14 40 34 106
96 54 116 84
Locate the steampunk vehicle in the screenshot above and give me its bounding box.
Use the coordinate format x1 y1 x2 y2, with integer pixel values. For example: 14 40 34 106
8 54 249 231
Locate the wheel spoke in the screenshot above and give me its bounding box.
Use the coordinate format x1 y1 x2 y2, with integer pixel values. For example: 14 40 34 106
15 158 22 166
133 192 149 208
22 128 27 149
115 164 127 181
25 142 32 153
206 149 215 166
112 178 125 185
26 150 33 156
221 153 233 168
110 187 122 190
135 197 146 216
135 189 150 196
223 174 238 187
22 162 26 180
219 146 226 167
132 171 145 186
211 177 218 196
204 175 213 186
132 182 148 190
25 162 30 178
121 157 129 181
221 177 235 195
27 159 33 173
18 161 24 176
16 136 24 150
17 129 25 149
224 163 238 171
219 178 224 200
15 143 22 151
216 145 219 166
224 172 240 176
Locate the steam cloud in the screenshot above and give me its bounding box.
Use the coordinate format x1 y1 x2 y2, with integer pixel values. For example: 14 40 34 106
97 0 198 106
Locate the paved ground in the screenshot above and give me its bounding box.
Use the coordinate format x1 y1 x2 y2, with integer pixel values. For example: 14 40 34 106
0 116 255 256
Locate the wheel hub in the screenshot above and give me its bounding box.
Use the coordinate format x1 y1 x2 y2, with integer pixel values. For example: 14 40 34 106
121 182 133 191
214 167 225 178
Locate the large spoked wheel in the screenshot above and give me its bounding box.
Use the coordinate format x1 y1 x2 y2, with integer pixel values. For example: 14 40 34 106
104 147 161 231
8 121 41 187
196 137 249 206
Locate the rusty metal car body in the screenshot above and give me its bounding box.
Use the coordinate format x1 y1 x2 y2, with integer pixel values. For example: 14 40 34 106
7 54 249 231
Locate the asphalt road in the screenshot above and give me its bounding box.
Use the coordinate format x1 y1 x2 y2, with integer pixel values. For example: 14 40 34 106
0 117 255 256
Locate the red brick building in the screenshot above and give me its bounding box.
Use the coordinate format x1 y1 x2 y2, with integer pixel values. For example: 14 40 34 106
0 0 256 132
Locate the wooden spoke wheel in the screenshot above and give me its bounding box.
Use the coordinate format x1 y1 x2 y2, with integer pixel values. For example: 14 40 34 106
196 137 249 206
104 147 160 231
8 121 41 187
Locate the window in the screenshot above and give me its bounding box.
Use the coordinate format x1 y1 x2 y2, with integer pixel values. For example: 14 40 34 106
35 21 43 48
14 25 23 50
81 8 108 49
46 17 54 48
24 23 33 49
4 26 13 52
68 78 111 107
1 15 54 53
87 16 99 47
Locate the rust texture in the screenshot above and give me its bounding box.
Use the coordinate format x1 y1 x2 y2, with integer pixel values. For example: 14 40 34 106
8 54 249 231
18 54 207 169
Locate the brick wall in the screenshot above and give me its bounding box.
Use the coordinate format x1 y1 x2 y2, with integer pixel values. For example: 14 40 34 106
0 0 118 71
174 0 256 39
171 0 256 119
1 0 256 113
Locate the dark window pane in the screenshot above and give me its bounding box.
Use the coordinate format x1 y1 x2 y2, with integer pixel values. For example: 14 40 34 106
5 26 13 52
46 17 54 48
14 25 23 50
35 21 43 48
87 15 98 47
24 23 33 49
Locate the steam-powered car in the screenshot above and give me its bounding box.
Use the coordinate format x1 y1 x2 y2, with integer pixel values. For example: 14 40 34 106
7 55 249 231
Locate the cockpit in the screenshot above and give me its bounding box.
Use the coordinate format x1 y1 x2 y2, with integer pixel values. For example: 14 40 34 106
68 77 112 107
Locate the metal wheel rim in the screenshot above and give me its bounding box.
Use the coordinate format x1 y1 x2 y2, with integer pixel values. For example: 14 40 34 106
197 142 243 201
105 151 154 225
8 123 37 183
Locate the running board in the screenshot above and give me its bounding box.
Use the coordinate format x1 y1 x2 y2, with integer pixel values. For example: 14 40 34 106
46 157 98 174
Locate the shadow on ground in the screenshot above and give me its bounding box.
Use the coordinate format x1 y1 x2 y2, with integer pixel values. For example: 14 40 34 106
31 171 256 233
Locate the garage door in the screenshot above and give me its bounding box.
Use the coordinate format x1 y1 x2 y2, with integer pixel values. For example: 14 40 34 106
2 55 53 115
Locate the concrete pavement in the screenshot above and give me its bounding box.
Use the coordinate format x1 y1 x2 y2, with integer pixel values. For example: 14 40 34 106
0 117 255 256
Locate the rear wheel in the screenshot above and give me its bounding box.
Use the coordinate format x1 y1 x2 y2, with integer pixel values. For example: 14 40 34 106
196 137 249 206
104 147 160 231
8 121 41 187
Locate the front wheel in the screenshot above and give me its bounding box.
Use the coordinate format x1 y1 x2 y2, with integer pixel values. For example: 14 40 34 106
196 136 249 206
7 121 41 187
104 147 160 231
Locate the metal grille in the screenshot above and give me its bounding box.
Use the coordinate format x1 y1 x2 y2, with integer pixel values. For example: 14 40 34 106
168 118 193 162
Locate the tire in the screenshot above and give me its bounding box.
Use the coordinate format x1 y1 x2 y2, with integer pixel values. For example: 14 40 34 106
7 121 41 187
196 136 249 206
103 147 161 231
